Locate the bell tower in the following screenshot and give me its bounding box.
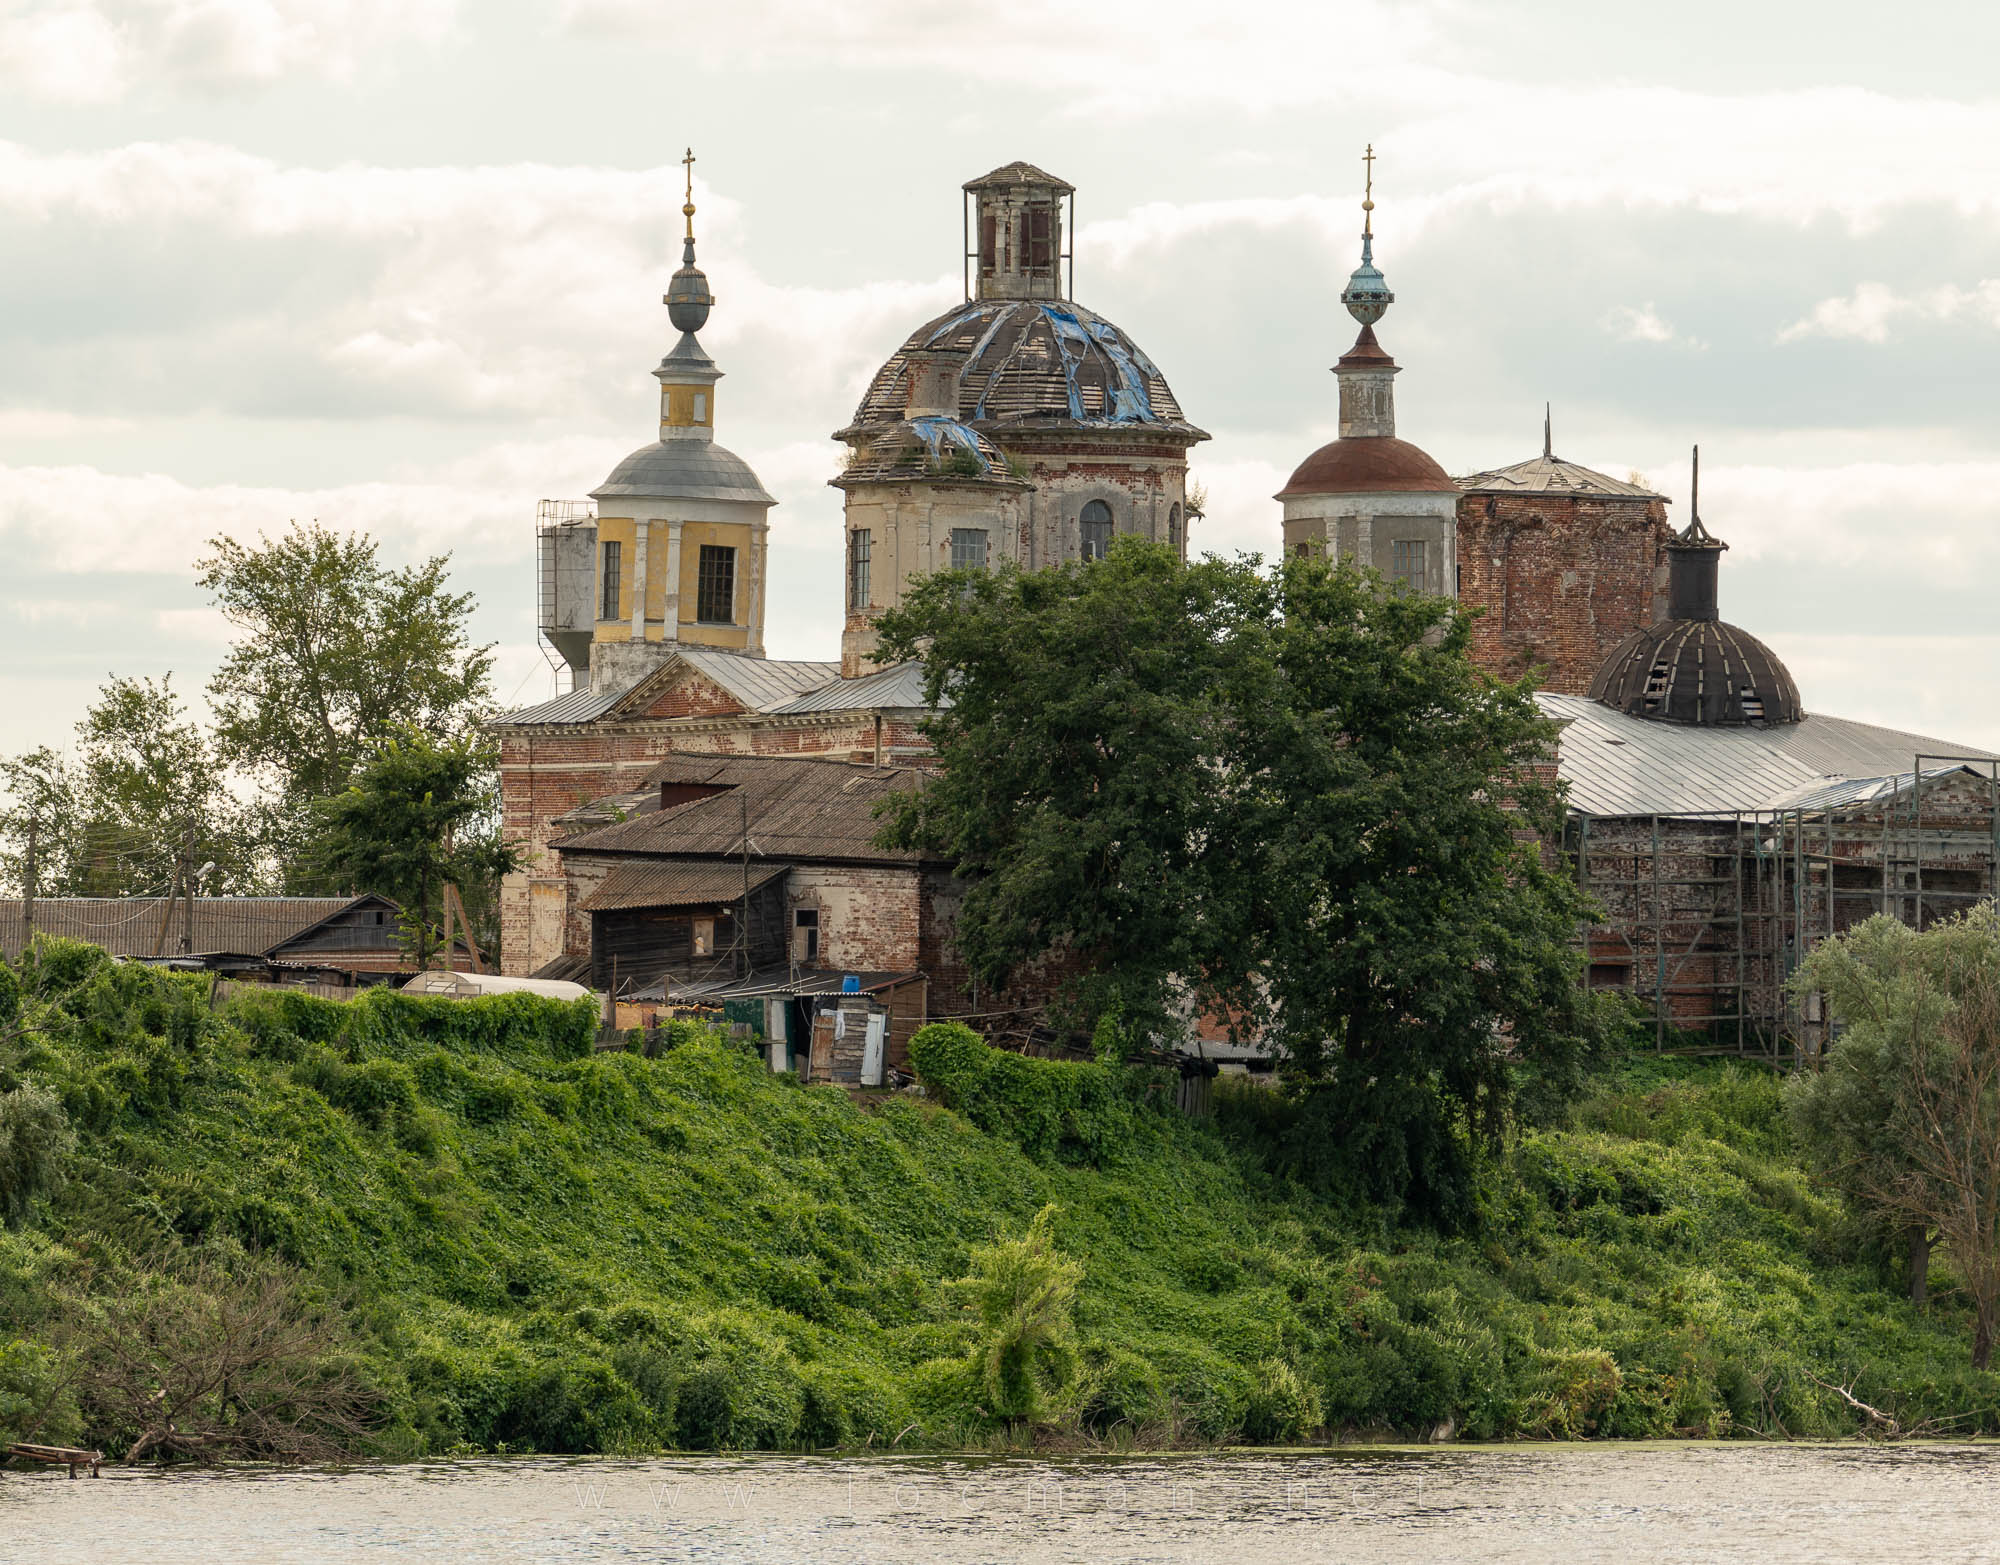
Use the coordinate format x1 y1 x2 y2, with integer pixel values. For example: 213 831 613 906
963 162 1073 302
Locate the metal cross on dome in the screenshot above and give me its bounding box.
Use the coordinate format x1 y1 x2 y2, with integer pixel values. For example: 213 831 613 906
682 147 697 240
1362 143 1375 235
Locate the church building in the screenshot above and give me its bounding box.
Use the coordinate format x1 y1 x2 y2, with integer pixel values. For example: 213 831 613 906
492 149 1997 1065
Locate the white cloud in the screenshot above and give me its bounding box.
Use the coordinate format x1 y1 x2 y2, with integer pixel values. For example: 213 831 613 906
1778 279 2000 344
1767 633 2000 753
0 0 455 102
0 460 531 575
1603 302 1700 348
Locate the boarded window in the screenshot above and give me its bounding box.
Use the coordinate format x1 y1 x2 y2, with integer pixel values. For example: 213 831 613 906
1028 204 1053 273
950 528 988 570
1390 538 1426 591
1079 500 1113 561
848 529 872 611
696 544 736 623
692 392 707 422
599 540 622 620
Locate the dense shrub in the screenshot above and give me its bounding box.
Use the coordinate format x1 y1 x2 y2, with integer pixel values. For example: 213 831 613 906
1 961 1997 1458
908 1022 1153 1164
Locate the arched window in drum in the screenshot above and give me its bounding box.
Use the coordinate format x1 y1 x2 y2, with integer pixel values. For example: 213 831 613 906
1079 500 1113 561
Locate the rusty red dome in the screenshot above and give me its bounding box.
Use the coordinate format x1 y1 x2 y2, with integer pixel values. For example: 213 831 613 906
1276 436 1458 499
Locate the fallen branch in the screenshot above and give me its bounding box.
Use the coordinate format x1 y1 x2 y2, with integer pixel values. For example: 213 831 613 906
1807 1371 1900 1437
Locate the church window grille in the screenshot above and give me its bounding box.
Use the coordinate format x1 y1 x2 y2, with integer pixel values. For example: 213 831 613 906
696 544 736 623
1080 500 1113 561
950 528 988 570
1390 538 1426 590
599 541 622 620
848 530 872 610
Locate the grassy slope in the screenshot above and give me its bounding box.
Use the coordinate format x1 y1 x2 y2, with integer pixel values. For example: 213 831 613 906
2 943 1995 1454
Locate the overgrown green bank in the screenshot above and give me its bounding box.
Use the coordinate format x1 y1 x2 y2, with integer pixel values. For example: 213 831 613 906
2 942 1995 1457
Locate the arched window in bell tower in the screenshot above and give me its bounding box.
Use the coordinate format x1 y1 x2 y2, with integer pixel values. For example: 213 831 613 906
1080 499 1113 561
1166 503 1182 556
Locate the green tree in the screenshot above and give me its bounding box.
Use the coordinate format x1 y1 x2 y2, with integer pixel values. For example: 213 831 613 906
0 747 85 898
1224 548 1606 1219
198 524 494 874
69 675 256 898
309 729 519 967
1790 907 2000 1364
876 541 1266 1040
878 540 1607 1221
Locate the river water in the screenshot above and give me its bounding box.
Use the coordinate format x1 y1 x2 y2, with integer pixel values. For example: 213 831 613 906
5 1445 1998 1563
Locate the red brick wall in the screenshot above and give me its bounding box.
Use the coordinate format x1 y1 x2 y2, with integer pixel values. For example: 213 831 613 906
790 864 923 972
637 668 747 720
1456 493 1672 695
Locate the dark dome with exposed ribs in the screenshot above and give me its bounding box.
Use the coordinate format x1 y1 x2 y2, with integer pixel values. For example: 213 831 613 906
1589 619 1802 727
837 298 1206 441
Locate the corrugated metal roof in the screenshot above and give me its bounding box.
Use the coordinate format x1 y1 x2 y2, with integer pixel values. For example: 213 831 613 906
766 660 934 714
580 860 789 912
559 754 925 864
1542 693 1998 817
1456 454 1664 498
0 896 381 962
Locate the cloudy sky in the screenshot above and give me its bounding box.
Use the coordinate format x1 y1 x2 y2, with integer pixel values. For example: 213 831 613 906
4 0 1999 759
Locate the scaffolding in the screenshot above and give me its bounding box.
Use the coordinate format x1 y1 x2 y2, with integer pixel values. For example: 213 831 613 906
535 498 596 694
1567 755 2000 1064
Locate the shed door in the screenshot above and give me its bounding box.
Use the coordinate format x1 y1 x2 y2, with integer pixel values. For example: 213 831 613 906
861 1013 887 1087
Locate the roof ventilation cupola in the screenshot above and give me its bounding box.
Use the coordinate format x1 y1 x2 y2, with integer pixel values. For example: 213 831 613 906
1586 446 1803 726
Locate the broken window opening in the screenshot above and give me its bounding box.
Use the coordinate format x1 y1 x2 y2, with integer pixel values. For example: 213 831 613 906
794 907 820 961
1028 205 1053 273
1080 500 1113 561
696 544 736 624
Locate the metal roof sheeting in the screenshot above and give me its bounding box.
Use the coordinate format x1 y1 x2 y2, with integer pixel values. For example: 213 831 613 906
671 650 842 713
489 650 840 729
589 439 775 504
491 683 630 728
1542 693 1998 817
580 860 789 912
767 661 933 714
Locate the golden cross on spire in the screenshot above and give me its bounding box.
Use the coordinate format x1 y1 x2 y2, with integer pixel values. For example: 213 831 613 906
1362 142 1376 236
682 147 697 241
